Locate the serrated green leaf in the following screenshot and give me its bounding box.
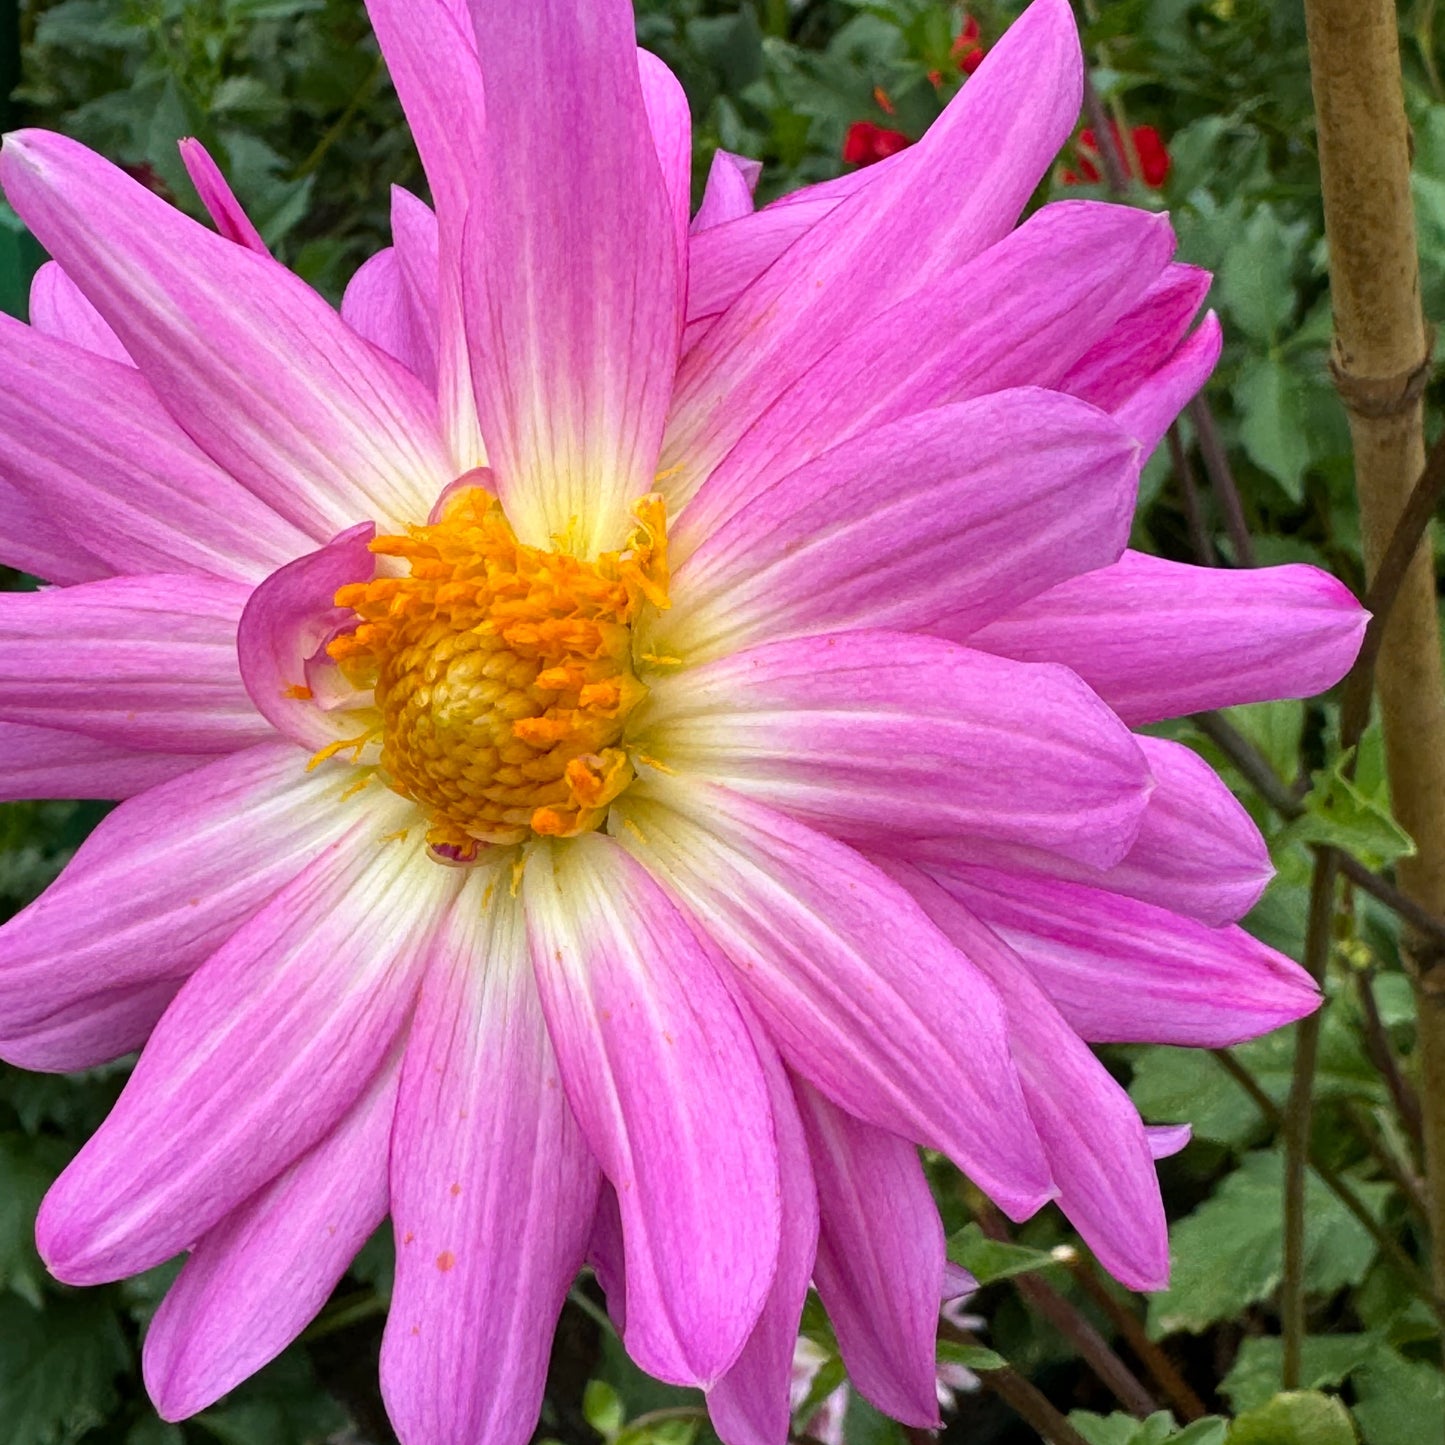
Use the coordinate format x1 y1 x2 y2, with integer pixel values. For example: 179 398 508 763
1228 1390 1356 1445
1351 1349 1445 1445
1279 753 1416 870
0 1293 130 1445
1147 1151 1390 1338
945 1222 1063 1284
1220 1335 1384 1413
1069 1410 1188 1445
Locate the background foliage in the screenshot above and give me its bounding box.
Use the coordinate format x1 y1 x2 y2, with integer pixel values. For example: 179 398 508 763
4 0 1445 1441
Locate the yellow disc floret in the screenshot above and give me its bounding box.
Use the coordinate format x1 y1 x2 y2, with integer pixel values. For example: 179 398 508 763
326 487 669 862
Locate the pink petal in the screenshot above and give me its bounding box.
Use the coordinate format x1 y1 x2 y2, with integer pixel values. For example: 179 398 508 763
178 138 269 253
339 247 436 383
636 630 1152 869
36 813 457 1285
588 1185 629 1333
462 0 680 557
1 130 450 538
388 186 442 389
707 1020 819 1445
0 980 188 1075
683 197 834 346
1057 263 1211 411
914 734 1273 927
671 201 1174 540
0 474 110 584
692 150 762 233
0 721 207 803
966 550 1368 725
27 260 130 363
524 834 780 1386
0 310 314 582
928 864 1320 1047
794 1081 944 1428
1113 312 1222 458
639 49 692 302
613 776 1053 1221
656 390 1140 664
661 0 1083 501
144 1052 400 1419
1148 1124 1192 1160
0 575 268 753
0 743 379 1067
890 861 1168 1290
365 0 488 470
382 864 600 1445
236 524 380 751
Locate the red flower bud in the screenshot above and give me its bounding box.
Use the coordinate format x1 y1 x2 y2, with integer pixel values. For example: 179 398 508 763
842 121 912 167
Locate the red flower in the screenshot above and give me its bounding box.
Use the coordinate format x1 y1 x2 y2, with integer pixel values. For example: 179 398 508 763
842 121 912 167
1061 121 1171 189
951 15 986 74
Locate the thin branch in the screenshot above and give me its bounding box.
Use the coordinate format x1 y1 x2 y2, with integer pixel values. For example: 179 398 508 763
1067 1256 1209 1422
973 1205 1158 1417
1188 397 1258 566
1344 1100 1429 1220
1356 968 1425 1149
1339 426 1445 750
1080 68 1130 195
1211 1050 1445 1325
1282 852 1339 1386
1169 423 1216 565
940 1323 1094 1445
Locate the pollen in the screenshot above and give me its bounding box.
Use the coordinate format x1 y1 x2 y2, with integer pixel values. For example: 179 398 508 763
326 487 669 861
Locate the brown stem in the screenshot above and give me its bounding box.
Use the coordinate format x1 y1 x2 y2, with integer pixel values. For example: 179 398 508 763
1304 0 1445 1312
1356 968 1425 1149
1169 423 1216 564
1067 1257 1208 1422
1339 427 1445 750
1282 853 1339 1385
1080 68 1130 196
1344 1100 1428 1219
940 1323 1094 1445
1188 398 1258 566
1211 1050 1445 1325
973 1206 1158 1416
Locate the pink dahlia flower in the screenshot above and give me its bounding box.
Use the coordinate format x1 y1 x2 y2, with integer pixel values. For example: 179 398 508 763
0 0 1364 1441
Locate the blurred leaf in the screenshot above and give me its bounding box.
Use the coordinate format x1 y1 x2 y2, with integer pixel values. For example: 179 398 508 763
945 1223 1063 1285
193 1350 346 1445
1228 1391 1357 1445
1217 204 1300 342
584 1380 627 1439
1235 356 1313 501
935 1339 1006 1372
1148 1150 1390 1338
0 1293 129 1445
1220 1334 1384 1413
1350 1349 1445 1445
0 1134 67 1307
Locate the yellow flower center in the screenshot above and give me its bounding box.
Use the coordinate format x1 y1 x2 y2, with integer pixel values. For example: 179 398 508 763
326 487 669 862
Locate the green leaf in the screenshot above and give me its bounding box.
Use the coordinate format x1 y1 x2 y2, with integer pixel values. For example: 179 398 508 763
1228 1391 1357 1445
193 1351 346 1445
791 1350 847 1430
127 1419 184 1445
1173 1422 1230 1445
1218 203 1300 342
1069 1410 1201 1445
1220 1335 1384 1413
945 1222 1063 1284
0 1293 130 1445
1351 1349 1445 1445
935 1338 1006 1372
0 1134 67 1307
1279 753 1417 870
1235 356 1313 501
1147 1150 1390 1338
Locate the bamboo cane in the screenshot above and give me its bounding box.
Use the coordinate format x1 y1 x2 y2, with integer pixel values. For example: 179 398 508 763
1302 0 1445 1329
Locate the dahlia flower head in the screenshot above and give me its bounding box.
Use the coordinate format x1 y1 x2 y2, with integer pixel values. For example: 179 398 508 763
0 0 1364 1441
